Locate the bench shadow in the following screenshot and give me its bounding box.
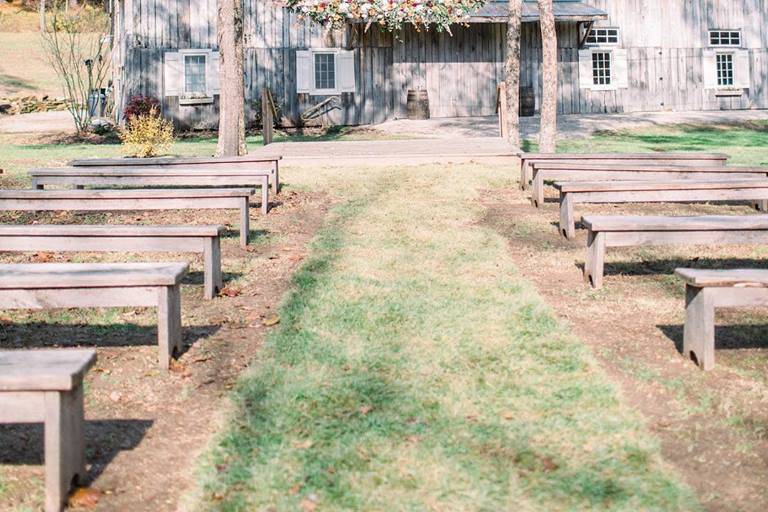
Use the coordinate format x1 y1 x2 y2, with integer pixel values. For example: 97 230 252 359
221 228 268 242
658 323 768 354
183 270 242 287
0 418 152 484
594 257 768 278
0 323 220 359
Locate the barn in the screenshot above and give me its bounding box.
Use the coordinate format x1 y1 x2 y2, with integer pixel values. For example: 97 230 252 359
109 0 768 129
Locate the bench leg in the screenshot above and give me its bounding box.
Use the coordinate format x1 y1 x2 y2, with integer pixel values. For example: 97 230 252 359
520 162 531 191
157 284 182 370
584 231 606 289
754 200 768 212
44 385 85 512
261 177 269 215
272 162 279 194
203 237 223 300
240 197 250 248
531 174 545 208
559 193 576 239
683 285 716 371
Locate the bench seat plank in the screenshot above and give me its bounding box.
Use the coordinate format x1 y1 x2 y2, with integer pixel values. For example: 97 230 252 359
582 215 768 231
0 262 187 288
0 225 224 299
676 268 768 288
0 188 254 199
0 349 96 392
555 179 768 193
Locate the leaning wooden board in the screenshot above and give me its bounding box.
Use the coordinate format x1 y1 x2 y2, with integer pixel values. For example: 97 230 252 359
0 349 96 512
0 188 255 247
69 154 282 194
0 224 225 299
519 152 730 190
529 164 768 207
554 179 768 239
581 215 768 289
0 262 187 370
676 268 768 371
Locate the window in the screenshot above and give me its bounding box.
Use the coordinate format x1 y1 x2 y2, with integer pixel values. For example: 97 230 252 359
592 51 612 86
184 54 207 95
314 53 336 91
709 30 742 47
716 53 734 86
585 27 620 45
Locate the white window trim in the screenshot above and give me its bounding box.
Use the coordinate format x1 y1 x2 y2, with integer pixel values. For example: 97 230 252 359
590 50 613 91
180 49 213 104
584 27 621 47
715 50 736 89
708 29 743 48
312 51 340 95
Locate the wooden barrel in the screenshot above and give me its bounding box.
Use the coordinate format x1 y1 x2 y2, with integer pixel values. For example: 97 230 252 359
520 86 536 117
406 89 430 120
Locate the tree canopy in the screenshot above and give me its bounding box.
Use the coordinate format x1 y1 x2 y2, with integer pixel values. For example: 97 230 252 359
285 0 488 32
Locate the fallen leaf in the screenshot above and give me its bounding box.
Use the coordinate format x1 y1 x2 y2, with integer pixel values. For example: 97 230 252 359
169 360 188 374
288 484 302 495
263 315 280 327
293 439 313 449
358 405 372 415
68 487 101 508
219 286 241 298
32 252 54 263
300 496 317 512
109 391 122 403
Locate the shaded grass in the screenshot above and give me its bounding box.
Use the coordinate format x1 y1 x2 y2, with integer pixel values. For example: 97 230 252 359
193 164 699 511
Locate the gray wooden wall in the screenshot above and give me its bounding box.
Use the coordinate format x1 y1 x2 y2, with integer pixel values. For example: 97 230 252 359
114 0 768 128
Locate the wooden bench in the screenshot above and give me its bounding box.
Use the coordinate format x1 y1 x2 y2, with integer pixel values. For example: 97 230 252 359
0 262 187 370
676 268 768 371
29 167 270 215
529 163 767 207
555 179 768 239
0 188 254 248
519 152 729 190
0 349 96 512
0 224 225 299
69 154 281 194
582 215 768 289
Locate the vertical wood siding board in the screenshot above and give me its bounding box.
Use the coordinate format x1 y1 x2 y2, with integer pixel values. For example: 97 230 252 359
365 40 374 124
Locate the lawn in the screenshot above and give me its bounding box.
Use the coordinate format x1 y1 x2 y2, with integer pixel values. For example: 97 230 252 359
2 121 767 510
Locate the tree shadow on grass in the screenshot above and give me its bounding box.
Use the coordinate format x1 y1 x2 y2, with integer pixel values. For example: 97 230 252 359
0 418 153 484
0 322 220 359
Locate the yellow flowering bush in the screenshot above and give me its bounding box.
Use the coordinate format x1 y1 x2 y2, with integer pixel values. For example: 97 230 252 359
119 108 175 158
285 0 487 32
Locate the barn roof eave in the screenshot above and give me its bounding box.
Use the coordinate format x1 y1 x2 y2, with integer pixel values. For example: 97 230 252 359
469 1 608 23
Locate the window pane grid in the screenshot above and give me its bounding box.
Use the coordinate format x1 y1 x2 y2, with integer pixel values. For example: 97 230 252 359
586 28 619 45
592 52 612 86
314 53 336 91
184 55 207 94
716 53 734 86
709 30 741 46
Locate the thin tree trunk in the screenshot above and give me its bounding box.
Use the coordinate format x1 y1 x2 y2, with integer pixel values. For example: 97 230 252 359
538 0 557 153
505 0 522 148
215 0 247 157
39 0 46 33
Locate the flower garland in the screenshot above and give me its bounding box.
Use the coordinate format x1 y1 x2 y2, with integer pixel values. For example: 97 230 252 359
284 0 488 32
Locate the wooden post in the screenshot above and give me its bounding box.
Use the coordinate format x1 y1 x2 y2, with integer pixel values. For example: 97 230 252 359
683 285 715 370
204 237 223 299
262 89 274 146
584 231 606 289
496 82 509 139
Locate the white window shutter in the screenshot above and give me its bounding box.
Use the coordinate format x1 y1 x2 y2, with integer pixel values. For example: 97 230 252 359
209 51 221 95
338 50 356 93
612 49 629 89
578 50 593 89
164 52 182 96
702 50 717 89
296 50 312 93
734 49 751 88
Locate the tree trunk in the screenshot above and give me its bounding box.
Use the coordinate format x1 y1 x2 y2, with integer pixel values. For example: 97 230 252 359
39 0 45 33
215 0 247 157
505 0 522 148
538 0 557 153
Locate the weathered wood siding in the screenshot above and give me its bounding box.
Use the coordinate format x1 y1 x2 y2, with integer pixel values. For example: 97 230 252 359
115 0 768 128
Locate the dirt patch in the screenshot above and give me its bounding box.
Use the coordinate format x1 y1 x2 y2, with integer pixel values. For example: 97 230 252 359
0 188 333 511
480 186 768 512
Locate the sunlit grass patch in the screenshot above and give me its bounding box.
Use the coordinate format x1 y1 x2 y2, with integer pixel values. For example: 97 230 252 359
193 164 699 511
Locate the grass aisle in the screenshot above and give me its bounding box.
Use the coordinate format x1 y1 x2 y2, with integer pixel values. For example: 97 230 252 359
195 165 698 511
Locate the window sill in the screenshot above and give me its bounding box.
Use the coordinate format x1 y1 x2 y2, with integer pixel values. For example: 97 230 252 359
179 96 215 105
714 89 745 97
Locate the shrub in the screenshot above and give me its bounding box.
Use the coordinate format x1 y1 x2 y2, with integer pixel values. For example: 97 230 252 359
123 95 161 122
119 107 174 158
